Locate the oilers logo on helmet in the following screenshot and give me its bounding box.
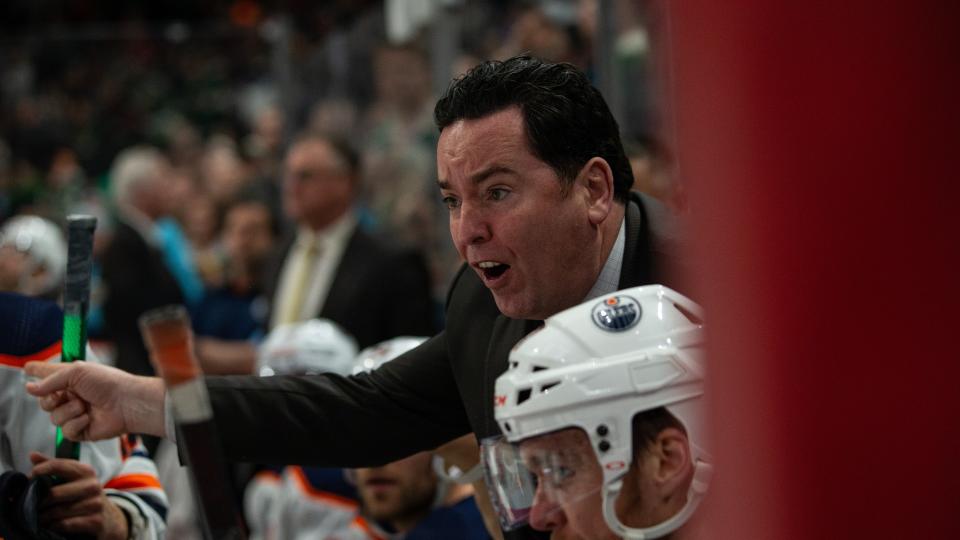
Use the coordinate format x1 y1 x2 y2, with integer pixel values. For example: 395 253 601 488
591 294 641 332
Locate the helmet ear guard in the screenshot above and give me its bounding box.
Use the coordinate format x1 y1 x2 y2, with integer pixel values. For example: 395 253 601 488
602 458 713 540
490 285 711 538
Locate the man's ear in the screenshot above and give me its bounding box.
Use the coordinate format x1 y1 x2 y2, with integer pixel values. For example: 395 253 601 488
576 157 615 226
649 427 693 495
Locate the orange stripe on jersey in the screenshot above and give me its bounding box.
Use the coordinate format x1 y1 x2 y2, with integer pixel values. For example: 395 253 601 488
289 466 359 510
104 473 163 491
253 470 282 484
350 515 387 540
0 341 61 368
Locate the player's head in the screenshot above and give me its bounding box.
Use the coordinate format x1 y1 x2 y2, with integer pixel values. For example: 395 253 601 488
351 337 442 532
0 215 66 299
485 285 710 540
256 319 357 377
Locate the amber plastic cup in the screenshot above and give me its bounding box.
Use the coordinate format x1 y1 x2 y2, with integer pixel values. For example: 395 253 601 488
139 305 200 386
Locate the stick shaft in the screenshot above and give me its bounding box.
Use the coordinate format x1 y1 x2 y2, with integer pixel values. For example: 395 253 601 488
56 215 97 460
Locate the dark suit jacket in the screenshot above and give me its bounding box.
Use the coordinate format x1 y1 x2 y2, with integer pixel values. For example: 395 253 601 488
263 224 437 349
101 219 184 377
205 193 683 539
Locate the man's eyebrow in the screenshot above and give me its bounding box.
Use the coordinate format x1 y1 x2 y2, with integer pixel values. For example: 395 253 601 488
436 165 516 190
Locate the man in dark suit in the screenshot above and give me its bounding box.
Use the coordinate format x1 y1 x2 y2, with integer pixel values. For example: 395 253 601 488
264 133 436 348
27 56 686 540
100 146 184 377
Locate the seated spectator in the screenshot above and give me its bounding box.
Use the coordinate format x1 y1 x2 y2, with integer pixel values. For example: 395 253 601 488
192 189 278 374
484 285 710 539
245 333 489 540
0 215 66 300
624 136 685 213
0 292 167 539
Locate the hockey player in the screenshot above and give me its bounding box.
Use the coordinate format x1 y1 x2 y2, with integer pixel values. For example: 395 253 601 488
245 331 488 540
483 285 710 540
0 292 167 539
348 337 488 540
0 215 67 300
242 319 362 540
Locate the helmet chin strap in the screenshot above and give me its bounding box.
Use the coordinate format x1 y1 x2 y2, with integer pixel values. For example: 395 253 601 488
602 460 713 540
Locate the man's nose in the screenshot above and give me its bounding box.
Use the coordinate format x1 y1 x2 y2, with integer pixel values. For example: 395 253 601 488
455 203 491 246
528 488 567 531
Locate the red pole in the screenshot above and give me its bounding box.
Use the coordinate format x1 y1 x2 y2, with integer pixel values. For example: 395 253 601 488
667 1 960 538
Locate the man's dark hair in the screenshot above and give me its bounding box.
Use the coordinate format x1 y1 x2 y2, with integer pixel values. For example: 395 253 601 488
434 55 633 203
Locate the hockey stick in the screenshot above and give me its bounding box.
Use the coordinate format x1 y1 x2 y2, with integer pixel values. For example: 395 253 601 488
55 215 97 460
140 306 246 540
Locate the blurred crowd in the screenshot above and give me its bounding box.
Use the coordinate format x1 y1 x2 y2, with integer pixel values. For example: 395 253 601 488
1 0 677 308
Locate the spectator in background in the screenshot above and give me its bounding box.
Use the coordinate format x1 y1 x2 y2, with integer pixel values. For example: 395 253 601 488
625 136 685 213
193 189 278 374
155 166 208 309
494 5 575 64
361 42 459 298
267 132 435 347
244 103 286 182
201 136 252 210
100 146 184 378
179 193 224 289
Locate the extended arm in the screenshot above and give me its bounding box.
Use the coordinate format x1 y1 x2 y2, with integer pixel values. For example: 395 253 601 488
206 331 471 466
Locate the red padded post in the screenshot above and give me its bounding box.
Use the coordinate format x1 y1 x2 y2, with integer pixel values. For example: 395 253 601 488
666 1 960 538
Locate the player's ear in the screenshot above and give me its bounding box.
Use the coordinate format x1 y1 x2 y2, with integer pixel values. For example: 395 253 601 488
648 427 693 495
576 157 615 226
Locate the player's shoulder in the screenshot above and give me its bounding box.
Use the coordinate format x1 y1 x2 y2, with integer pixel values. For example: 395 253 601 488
0 292 62 359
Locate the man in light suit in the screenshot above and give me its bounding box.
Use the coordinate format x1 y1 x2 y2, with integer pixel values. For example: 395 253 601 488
27 56 686 540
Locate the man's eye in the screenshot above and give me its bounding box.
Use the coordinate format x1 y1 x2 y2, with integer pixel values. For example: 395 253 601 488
442 196 461 210
489 188 509 201
552 466 574 483
540 465 574 487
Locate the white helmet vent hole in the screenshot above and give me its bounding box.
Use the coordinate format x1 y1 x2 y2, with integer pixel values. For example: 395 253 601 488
540 381 560 393
532 365 548 372
517 388 532 405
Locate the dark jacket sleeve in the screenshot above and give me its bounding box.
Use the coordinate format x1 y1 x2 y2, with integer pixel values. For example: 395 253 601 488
204 331 471 466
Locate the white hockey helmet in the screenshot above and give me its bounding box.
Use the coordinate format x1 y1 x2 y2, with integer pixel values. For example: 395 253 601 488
351 336 427 375
484 285 711 539
257 318 358 377
0 215 67 296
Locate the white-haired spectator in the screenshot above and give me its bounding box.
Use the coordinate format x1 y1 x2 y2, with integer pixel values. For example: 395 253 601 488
100 146 184 382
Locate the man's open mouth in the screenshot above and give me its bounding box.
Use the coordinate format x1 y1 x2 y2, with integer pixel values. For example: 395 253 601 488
477 261 510 280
